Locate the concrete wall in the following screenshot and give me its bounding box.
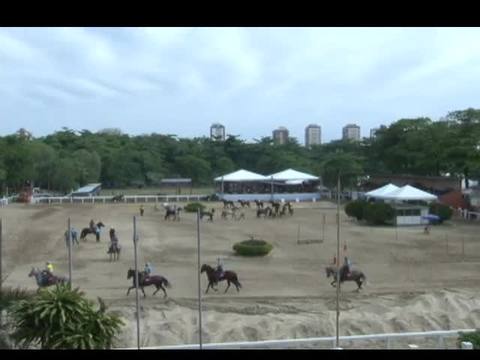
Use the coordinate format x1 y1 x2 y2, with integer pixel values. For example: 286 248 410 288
217 193 320 202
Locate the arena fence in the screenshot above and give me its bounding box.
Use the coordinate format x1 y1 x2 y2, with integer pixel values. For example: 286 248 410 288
117 328 476 349
32 195 207 204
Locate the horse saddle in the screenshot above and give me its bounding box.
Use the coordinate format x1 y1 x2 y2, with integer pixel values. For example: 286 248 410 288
215 271 225 281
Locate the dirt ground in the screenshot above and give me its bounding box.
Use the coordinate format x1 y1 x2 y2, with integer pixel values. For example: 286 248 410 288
1 201 479 348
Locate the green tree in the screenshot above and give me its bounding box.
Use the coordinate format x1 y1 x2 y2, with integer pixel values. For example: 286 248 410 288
8 284 124 349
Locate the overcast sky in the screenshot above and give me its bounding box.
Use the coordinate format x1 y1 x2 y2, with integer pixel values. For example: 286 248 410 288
1 27 480 143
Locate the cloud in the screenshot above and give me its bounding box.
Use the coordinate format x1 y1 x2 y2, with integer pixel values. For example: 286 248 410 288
1 28 480 142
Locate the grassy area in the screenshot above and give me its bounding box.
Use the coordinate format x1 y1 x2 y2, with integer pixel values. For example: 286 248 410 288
99 187 214 196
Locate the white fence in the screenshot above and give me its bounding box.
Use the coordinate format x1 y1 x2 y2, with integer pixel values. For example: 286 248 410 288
32 195 207 205
118 329 476 349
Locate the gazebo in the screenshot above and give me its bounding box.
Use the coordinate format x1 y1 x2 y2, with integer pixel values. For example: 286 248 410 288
214 169 268 195
267 168 320 194
367 184 438 226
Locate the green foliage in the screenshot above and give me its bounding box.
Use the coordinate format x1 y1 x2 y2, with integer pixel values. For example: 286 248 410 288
458 330 480 349
0 287 35 311
8 284 124 349
345 200 366 220
363 202 395 225
184 202 206 213
429 203 453 221
233 239 273 256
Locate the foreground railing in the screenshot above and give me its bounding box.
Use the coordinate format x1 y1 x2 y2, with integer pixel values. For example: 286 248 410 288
117 328 476 349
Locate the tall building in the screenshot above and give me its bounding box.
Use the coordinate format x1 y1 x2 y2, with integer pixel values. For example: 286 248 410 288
210 123 225 141
342 124 361 141
273 126 289 145
305 124 321 147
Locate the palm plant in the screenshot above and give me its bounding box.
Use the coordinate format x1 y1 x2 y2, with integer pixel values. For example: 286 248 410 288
8 284 124 349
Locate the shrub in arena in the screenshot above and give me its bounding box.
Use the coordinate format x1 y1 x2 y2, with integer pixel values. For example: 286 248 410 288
429 202 453 222
363 202 395 225
184 202 206 213
233 239 273 256
345 200 367 220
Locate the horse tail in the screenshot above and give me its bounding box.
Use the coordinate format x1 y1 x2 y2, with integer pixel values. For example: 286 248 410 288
233 274 242 288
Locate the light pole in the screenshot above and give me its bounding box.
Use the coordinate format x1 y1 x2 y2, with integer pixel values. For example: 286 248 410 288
335 172 341 348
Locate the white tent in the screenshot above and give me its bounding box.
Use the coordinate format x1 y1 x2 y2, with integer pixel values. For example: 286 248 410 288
268 168 319 181
365 183 400 198
377 185 438 201
214 169 268 182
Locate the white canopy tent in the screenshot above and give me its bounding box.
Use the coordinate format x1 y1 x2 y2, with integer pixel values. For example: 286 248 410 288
214 169 268 182
376 185 438 202
365 183 400 198
268 168 319 181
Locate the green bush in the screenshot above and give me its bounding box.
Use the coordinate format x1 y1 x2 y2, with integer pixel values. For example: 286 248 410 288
345 200 367 220
429 202 453 222
233 239 273 257
184 202 206 213
458 330 480 349
363 202 395 225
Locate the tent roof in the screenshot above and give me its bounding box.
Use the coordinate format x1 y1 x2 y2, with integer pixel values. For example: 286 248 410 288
365 183 400 198
268 168 319 181
214 169 268 182
377 185 438 201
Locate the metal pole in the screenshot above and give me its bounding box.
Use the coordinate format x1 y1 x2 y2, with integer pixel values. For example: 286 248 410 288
133 216 141 350
336 173 341 348
297 224 300 244
67 217 72 286
197 209 203 350
0 218 2 327
322 214 326 241
462 236 465 260
270 176 274 202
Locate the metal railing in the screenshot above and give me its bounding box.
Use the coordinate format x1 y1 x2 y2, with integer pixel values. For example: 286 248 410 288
117 328 476 349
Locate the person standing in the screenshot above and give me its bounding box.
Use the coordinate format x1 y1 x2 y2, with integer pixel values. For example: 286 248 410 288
140 205 144 216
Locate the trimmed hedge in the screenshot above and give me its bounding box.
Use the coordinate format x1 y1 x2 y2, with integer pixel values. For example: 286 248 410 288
363 202 395 225
429 202 453 222
458 330 480 349
184 202 206 213
345 200 367 220
233 239 273 257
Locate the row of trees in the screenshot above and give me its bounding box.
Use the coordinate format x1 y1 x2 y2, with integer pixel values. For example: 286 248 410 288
1 108 480 194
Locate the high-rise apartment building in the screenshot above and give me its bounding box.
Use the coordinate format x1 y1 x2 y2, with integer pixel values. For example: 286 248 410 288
305 124 321 147
342 124 361 141
273 126 289 145
210 123 225 141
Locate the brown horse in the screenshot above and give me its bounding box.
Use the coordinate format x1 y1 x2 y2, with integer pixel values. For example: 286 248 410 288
126 269 171 298
325 265 367 291
80 221 105 242
200 209 215 221
200 264 242 294
107 243 121 261
28 267 68 291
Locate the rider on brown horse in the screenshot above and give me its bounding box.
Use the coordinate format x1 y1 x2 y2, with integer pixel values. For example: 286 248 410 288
215 258 225 282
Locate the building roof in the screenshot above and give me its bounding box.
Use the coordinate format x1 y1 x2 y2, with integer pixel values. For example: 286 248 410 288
268 168 319 181
376 185 437 201
161 178 192 184
365 183 400 198
214 169 268 182
73 183 102 193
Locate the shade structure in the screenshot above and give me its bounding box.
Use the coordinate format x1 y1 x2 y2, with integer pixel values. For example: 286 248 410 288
377 185 438 201
214 169 268 182
365 183 400 198
268 168 319 181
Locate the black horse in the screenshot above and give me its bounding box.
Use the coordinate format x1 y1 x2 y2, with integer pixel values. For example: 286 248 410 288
254 200 264 209
256 207 272 218
200 208 215 221
200 264 242 294
238 200 250 208
126 269 171 298
112 194 124 202
80 222 105 242
325 265 367 291
165 207 182 221
223 200 235 208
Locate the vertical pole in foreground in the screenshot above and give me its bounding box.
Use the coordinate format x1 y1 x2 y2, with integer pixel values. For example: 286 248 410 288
197 209 203 350
322 214 326 241
0 218 2 327
336 174 341 348
133 216 141 350
67 218 72 286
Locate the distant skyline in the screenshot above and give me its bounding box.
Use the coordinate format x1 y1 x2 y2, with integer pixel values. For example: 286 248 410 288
1 27 480 143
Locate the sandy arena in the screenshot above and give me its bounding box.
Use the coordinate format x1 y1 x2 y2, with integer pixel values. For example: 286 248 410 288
1 201 480 348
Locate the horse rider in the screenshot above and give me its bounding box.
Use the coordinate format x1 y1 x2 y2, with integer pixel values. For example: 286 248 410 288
64 227 79 246
42 261 54 284
215 258 225 282
341 256 352 281
144 262 153 279
89 219 96 232
109 228 119 253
